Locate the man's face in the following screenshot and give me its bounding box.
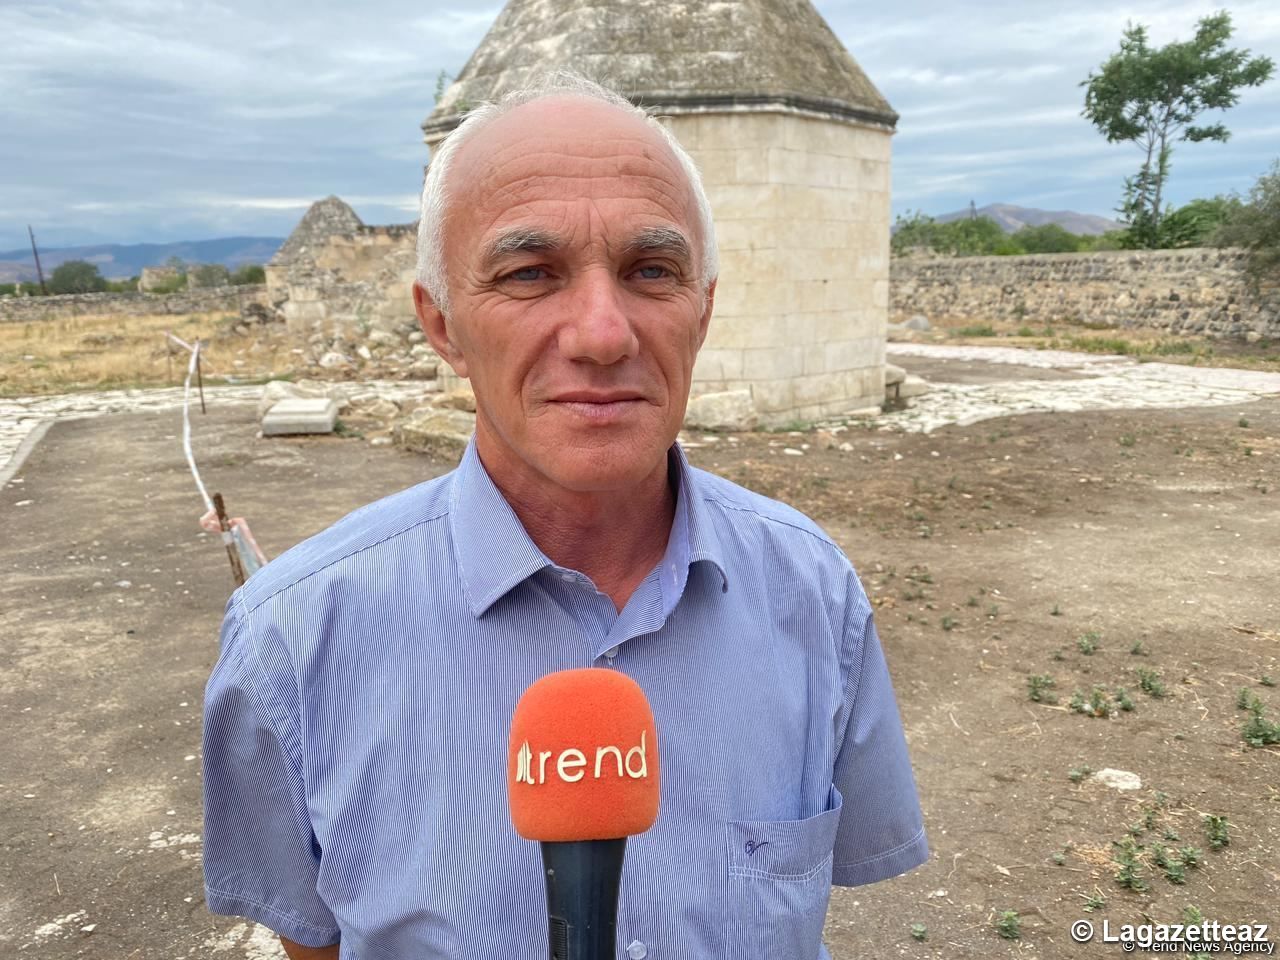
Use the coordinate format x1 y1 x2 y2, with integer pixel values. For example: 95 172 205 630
415 97 715 496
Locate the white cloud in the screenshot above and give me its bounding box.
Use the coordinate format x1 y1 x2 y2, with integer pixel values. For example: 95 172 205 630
2 0 1277 247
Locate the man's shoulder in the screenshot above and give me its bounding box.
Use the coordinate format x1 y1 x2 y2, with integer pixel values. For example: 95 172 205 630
688 464 844 559
235 468 456 613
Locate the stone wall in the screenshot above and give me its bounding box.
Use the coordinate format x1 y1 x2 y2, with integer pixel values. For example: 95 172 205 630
0 286 268 323
891 249 1279 339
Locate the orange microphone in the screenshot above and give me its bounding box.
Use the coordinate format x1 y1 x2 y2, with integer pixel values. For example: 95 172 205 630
509 668 660 960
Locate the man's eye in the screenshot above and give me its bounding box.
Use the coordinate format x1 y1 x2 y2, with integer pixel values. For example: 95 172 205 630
508 267 547 282
635 265 670 280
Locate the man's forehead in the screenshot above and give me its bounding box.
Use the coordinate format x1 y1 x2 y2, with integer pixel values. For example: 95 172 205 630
451 99 693 212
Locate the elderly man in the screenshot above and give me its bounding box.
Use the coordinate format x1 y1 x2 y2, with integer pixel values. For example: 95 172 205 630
203 77 926 960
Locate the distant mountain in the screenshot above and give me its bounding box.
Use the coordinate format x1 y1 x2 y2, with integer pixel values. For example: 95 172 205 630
932 203 1121 236
0 237 284 284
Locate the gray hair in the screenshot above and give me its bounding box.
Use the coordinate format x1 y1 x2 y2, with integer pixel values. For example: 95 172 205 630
416 72 719 318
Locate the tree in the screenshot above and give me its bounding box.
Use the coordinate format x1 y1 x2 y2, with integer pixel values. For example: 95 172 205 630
48 260 108 294
1212 159 1280 283
1081 11 1274 248
1011 223 1083 254
189 263 231 288
230 263 266 285
1158 196 1243 248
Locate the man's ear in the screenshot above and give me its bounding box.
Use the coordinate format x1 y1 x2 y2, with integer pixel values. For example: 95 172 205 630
413 281 468 379
696 279 717 351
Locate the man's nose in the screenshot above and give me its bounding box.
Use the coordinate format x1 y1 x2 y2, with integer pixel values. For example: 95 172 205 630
557 268 640 365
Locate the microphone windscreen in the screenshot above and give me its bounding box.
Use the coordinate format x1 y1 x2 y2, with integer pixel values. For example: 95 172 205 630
508 668 660 841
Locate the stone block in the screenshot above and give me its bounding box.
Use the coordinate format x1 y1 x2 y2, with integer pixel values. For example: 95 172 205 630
693 347 744 382
750 378 794 416
432 385 477 412
884 363 907 387
743 345 803 380
395 409 476 458
683 390 758 432
898 375 930 399
262 398 340 436
258 380 297 418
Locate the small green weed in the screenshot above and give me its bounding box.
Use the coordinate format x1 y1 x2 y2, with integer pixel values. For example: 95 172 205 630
1114 688 1135 712
994 910 1021 940
1119 434 1136 447
1241 700 1280 747
1027 675 1057 703
1077 631 1100 655
1112 838 1149 891
1050 604 1062 616
1130 640 1148 656
1068 765 1092 783
941 615 956 631
1202 814 1229 850
1081 888 1106 912
1137 669 1167 698
910 923 927 942
1070 687 1114 718
957 324 997 337
1261 675 1276 687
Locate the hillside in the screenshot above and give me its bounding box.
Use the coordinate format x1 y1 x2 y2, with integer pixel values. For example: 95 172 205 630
0 236 283 283
932 203 1121 236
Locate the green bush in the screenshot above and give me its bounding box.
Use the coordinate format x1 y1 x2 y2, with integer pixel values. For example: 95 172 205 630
48 259 108 294
1212 159 1280 284
892 213 1026 257
1012 223 1083 253
231 263 266 285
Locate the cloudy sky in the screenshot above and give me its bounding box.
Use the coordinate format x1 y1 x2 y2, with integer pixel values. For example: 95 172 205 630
2 0 1277 251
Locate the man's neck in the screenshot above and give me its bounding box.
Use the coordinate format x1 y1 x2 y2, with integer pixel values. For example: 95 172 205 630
476 442 677 613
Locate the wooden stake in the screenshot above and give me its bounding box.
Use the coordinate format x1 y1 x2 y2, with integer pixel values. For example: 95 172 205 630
213 493 246 587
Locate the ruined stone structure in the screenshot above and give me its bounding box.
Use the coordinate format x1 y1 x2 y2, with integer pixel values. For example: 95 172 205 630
266 196 418 342
892 249 1280 340
269 0 897 424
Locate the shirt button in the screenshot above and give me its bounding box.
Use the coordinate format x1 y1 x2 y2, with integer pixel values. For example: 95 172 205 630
626 941 647 960
603 645 619 660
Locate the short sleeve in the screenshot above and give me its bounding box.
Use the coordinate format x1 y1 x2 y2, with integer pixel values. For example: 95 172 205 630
830 587 929 887
202 600 341 947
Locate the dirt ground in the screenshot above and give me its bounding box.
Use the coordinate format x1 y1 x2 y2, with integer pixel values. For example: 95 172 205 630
1 354 1277 958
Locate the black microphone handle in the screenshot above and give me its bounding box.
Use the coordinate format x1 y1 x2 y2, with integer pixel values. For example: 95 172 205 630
539 837 627 960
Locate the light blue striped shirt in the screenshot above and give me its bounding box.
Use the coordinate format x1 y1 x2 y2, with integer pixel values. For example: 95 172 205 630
202 439 927 959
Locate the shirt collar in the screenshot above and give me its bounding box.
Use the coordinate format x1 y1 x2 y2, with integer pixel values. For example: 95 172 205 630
449 438 729 618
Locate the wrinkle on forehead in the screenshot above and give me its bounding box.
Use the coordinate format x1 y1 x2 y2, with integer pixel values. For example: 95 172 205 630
438 99 704 291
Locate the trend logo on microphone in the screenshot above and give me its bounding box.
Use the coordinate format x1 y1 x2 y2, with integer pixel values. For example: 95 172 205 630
508 668 661 842
513 731 650 785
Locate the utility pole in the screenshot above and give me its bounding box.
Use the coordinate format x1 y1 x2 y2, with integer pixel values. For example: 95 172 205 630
28 225 48 295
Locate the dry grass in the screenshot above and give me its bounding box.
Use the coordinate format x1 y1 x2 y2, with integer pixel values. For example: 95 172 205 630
0 311 299 397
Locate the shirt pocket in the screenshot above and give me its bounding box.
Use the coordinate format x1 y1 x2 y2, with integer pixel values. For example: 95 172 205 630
725 785 842 959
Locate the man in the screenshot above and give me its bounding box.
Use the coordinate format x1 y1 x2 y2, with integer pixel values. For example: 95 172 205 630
203 76 927 960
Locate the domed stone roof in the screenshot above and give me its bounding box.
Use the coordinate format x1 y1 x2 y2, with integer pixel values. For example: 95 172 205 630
422 0 896 143
272 196 364 267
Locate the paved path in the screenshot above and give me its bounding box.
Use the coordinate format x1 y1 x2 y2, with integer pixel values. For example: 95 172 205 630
5 347 1280 477
0 381 440 484
880 344 1280 433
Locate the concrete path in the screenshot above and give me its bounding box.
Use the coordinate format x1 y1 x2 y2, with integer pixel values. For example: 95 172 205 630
880 343 1280 433
5 347 1280 478
0 381 439 485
